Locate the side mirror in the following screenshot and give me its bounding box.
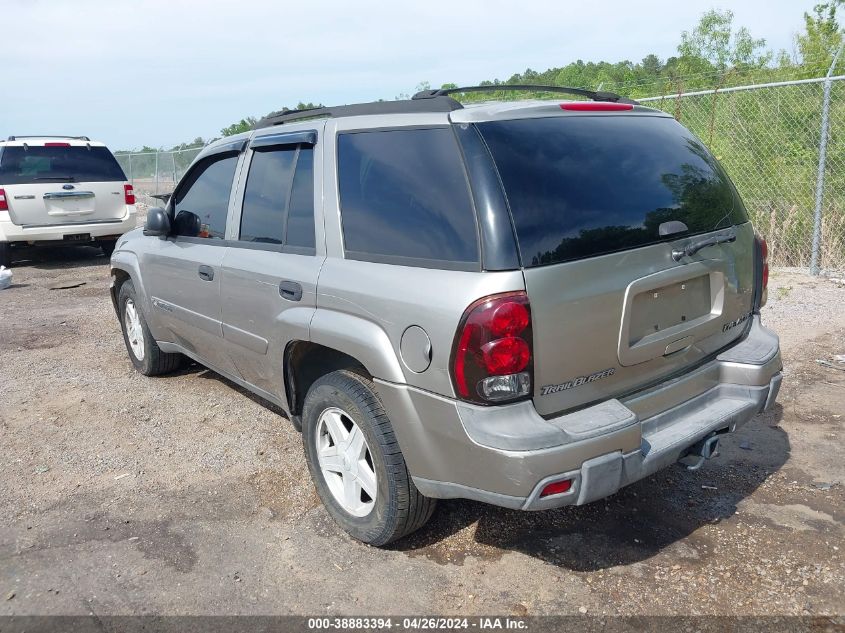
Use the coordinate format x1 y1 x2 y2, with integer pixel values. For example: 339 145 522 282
143 207 171 237
172 210 202 237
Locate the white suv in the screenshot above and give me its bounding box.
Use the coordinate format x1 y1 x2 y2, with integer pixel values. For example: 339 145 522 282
0 136 137 266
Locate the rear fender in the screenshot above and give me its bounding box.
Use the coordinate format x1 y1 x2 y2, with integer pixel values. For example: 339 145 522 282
308 309 405 384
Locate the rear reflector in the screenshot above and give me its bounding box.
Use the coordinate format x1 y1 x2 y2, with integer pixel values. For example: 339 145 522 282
540 479 573 497
44 142 72 147
0 188 7 211
560 102 634 111
124 183 136 205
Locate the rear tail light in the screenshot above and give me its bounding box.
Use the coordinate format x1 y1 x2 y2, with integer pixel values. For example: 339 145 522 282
755 234 768 309
451 291 533 404
560 102 634 111
124 184 136 205
0 188 7 212
44 142 71 147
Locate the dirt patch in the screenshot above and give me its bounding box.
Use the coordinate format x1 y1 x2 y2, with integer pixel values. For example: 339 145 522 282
1 261 843 616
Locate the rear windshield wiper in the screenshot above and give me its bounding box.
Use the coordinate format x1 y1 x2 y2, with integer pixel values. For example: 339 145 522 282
672 231 737 261
33 176 76 182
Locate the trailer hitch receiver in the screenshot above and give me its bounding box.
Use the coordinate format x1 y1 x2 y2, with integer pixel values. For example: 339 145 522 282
679 432 724 471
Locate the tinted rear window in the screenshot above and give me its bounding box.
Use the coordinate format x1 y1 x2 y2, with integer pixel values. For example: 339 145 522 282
0 145 126 185
338 128 479 268
477 116 748 267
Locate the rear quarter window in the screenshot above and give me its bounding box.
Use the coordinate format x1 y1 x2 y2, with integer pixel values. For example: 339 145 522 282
0 145 126 184
337 127 479 269
476 115 749 267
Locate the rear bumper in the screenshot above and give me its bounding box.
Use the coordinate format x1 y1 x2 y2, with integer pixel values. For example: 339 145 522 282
375 315 782 510
0 209 136 243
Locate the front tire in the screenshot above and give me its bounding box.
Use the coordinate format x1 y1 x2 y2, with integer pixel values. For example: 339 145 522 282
118 280 182 376
302 370 436 546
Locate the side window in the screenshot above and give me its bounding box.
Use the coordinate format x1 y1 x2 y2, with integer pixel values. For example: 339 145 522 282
239 145 315 250
286 148 315 249
173 154 239 239
337 128 478 267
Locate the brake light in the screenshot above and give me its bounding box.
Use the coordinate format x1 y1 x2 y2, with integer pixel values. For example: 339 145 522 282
0 188 7 212
44 142 71 147
124 184 136 205
560 102 634 111
452 291 533 404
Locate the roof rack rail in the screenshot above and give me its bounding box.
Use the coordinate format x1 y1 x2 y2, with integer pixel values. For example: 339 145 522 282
6 135 91 142
412 84 638 105
255 97 463 129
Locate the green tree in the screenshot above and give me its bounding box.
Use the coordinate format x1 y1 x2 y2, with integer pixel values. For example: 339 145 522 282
220 117 257 137
678 9 770 74
796 1 845 74
640 54 663 79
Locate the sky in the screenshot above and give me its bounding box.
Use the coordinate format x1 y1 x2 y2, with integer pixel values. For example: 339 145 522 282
1 0 818 150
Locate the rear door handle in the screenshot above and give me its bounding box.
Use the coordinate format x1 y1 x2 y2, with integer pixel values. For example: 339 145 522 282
198 265 214 281
279 280 303 301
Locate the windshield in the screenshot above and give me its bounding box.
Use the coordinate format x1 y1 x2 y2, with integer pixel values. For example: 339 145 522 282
476 115 748 267
0 145 126 185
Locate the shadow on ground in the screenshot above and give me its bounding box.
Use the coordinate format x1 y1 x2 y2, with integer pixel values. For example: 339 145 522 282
9 244 109 270
190 365 290 420
392 405 789 571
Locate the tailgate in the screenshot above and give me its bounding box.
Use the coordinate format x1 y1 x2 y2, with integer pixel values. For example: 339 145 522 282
524 225 755 415
6 181 128 227
474 111 756 416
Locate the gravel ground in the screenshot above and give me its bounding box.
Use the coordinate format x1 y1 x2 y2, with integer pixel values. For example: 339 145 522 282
0 247 843 617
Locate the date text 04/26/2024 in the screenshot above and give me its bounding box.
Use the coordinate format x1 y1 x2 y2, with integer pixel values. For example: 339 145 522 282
307 617 528 630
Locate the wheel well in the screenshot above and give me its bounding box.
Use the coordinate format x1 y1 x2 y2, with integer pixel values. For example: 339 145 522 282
285 342 368 416
110 269 131 313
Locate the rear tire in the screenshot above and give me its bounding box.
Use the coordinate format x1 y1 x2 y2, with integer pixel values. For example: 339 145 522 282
99 240 117 257
0 242 11 268
118 279 183 376
302 370 436 546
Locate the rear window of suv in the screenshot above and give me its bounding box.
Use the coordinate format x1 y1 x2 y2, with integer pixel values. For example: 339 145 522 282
476 115 749 267
0 145 126 185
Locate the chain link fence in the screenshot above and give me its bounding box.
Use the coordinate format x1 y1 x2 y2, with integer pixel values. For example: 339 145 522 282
639 76 845 273
115 75 845 273
114 147 203 208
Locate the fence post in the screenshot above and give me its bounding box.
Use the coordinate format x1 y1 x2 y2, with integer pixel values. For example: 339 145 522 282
810 41 844 275
154 151 159 196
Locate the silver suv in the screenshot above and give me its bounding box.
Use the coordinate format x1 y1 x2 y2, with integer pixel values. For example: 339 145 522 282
111 86 782 546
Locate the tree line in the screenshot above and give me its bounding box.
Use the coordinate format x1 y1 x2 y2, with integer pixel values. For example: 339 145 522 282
119 2 843 151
